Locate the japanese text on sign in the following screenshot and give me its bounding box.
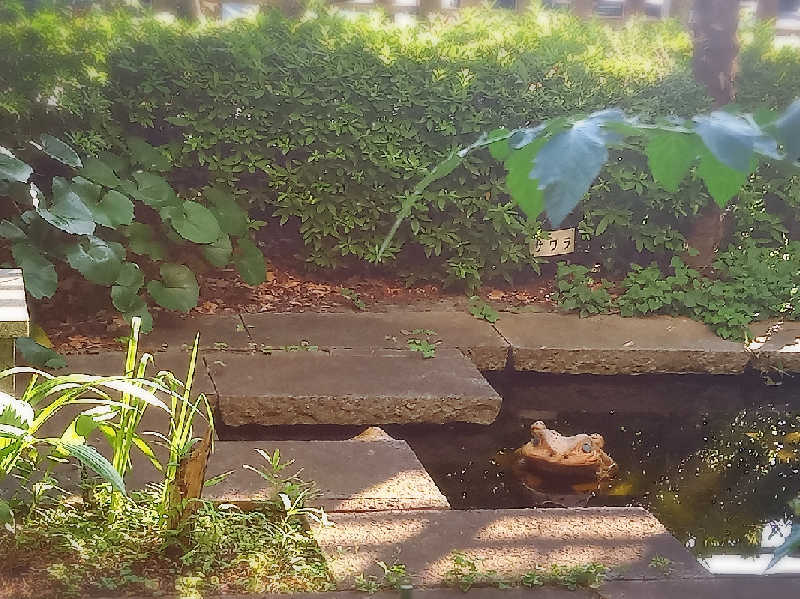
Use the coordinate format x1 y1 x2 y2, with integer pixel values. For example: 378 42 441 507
531 228 575 257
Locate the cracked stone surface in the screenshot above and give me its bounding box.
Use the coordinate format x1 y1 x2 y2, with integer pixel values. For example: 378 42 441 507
240 311 509 370
209 348 502 426
496 314 751 374
311 507 706 589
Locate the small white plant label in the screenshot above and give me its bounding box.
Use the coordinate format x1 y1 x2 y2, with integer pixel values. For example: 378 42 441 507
531 228 576 257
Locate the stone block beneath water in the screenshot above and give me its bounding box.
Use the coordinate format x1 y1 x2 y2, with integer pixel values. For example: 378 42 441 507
497 313 751 374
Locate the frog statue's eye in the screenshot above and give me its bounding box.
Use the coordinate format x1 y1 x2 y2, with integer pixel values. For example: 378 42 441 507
582 442 592 453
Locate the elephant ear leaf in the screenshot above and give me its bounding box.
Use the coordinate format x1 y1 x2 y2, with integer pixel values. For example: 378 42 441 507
532 109 625 226
233 237 266 286
31 135 82 168
11 242 57 299
0 147 32 183
146 263 199 312
16 337 66 369
127 137 170 172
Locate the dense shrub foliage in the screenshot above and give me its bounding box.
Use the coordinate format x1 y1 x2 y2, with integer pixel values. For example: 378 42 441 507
1 6 798 289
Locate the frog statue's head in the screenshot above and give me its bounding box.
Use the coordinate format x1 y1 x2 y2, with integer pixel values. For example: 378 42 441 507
514 421 617 481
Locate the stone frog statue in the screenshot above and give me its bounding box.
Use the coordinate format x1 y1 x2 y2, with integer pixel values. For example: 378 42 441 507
512 421 617 484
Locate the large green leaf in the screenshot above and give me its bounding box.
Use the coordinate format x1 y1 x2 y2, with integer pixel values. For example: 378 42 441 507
94 190 135 228
116 294 153 333
127 137 170 172
48 440 125 494
123 222 167 261
65 236 125 285
71 176 102 204
234 237 266 286
132 172 178 209
0 220 26 242
505 138 547 220
775 99 800 162
167 200 221 244
0 148 32 183
488 128 511 161
645 132 700 192
696 147 751 208
16 337 66 369
38 177 96 236
146 263 199 312
206 187 249 237
11 242 57 298
531 109 625 226
111 262 145 312
203 233 233 267
693 112 760 172
79 157 121 189
33 135 82 168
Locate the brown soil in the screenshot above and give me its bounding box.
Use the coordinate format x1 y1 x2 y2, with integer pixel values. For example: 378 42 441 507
36 263 556 354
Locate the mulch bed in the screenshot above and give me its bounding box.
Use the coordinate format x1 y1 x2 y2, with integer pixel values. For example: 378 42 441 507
35 262 556 354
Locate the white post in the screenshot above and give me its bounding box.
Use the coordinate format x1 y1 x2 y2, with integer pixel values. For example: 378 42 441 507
0 270 30 392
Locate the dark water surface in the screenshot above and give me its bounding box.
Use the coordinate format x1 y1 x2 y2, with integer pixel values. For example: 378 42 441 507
385 372 800 573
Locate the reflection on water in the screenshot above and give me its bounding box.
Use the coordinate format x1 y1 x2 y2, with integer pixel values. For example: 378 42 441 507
387 373 800 572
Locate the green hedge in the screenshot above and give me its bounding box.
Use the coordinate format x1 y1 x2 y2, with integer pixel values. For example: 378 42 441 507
2 7 798 285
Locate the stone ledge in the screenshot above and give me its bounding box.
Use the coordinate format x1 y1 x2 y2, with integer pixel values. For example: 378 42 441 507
311 507 705 589
240 312 509 370
209 348 502 426
496 314 751 374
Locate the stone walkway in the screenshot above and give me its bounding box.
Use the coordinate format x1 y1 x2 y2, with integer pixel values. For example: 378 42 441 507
34 310 800 598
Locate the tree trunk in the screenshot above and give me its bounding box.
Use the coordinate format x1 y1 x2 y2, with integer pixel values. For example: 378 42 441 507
684 0 740 269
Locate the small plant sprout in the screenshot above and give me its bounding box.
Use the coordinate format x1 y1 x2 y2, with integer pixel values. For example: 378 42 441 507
468 296 500 323
341 287 367 310
444 551 507 591
404 329 439 359
354 573 380 594
649 555 673 575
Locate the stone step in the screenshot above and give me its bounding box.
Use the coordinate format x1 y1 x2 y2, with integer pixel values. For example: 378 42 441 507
18 432 449 513
201 437 449 512
310 507 706 590
240 311 509 370
207 348 502 426
496 313 751 374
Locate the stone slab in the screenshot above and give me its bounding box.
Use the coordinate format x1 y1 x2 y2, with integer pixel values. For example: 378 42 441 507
311 507 705 589
241 312 509 370
0 269 29 338
139 313 249 352
496 314 751 374
202 439 450 512
600 576 800 599
749 320 800 372
209 348 502 426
